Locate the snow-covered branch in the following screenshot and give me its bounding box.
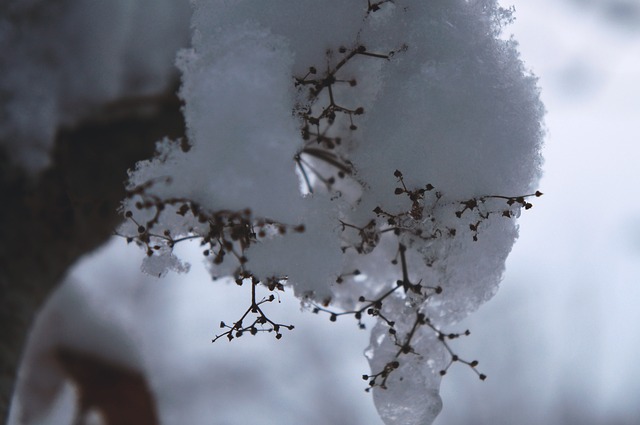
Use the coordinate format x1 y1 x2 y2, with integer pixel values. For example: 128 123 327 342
119 1 544 424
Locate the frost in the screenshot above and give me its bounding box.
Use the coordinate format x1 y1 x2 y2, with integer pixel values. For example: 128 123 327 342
120 1 544 424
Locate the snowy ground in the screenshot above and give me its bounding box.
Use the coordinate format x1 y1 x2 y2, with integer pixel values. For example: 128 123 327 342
10 0 640 424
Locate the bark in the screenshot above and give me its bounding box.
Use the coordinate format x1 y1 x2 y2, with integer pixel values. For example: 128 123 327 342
0 88 185 423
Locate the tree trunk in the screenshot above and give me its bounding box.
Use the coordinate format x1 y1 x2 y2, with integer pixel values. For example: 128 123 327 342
0 88 185 423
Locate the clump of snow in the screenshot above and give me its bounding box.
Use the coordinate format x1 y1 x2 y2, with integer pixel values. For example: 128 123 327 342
129 24 306 223
141 251 190 278
121 1 544 424
0 0 191 172
246 197 343 301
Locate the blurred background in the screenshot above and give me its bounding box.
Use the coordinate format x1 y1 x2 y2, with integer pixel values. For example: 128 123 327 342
438 0 640 423
12 0 640 424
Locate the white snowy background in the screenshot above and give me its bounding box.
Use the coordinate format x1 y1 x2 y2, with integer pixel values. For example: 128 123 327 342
9 0 640 424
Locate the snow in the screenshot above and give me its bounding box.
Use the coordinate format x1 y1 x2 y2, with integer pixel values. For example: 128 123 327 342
121 1 544 423
7 0 640 423
129 24 306 223
246 197 343 301
4 1 549 424
434 0 640 424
